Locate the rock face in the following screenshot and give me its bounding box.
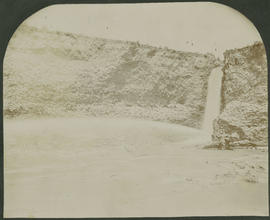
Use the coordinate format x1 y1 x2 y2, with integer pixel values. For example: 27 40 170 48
4 24 220 128
212 42 268 147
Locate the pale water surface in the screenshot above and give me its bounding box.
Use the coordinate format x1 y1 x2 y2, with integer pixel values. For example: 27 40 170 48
4 117 268 217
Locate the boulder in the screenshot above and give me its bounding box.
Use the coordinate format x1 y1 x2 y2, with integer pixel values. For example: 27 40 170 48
212 101 268 148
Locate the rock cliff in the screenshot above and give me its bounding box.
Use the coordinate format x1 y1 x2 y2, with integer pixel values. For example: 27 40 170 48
4 24 220 128
212 42 268 147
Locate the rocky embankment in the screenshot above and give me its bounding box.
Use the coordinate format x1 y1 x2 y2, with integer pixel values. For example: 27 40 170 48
212 42 268 148
4 24 220 128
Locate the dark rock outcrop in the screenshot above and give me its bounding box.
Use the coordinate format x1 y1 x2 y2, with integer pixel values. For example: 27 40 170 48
212 42 268 148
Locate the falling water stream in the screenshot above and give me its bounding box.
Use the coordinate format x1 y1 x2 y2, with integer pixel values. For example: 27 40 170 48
202 66 223 135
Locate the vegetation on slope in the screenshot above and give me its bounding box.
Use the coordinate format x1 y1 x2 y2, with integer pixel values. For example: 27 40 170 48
4 24 220 128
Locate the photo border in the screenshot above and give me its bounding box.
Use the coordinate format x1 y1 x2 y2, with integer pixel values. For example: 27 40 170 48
0 0 269 219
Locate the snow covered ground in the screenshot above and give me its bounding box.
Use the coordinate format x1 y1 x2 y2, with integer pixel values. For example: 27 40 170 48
4 117 268 217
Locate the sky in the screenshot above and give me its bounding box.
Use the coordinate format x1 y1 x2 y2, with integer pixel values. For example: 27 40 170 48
23 2 262 59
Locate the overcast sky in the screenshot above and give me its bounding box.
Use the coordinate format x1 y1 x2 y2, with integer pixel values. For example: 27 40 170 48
23 2 262 59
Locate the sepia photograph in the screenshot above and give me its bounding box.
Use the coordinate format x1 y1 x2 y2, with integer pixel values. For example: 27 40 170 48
3 2 268 217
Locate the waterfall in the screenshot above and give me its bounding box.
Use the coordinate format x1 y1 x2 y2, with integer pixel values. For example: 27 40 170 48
202 66 223 134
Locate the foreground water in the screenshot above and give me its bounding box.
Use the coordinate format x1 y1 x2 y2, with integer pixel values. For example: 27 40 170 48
4 117 268 217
